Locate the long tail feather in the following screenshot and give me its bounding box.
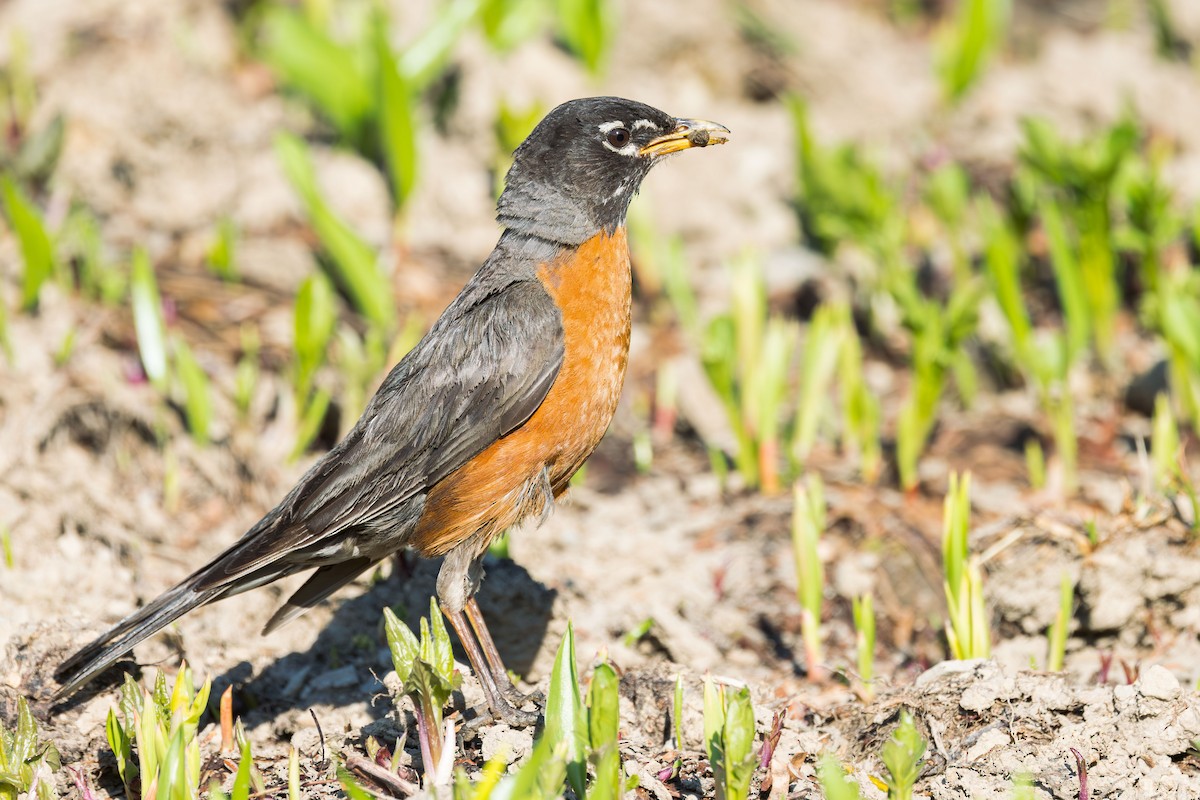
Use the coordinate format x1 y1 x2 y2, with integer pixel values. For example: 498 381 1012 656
53 579 223 699
261 557 375 635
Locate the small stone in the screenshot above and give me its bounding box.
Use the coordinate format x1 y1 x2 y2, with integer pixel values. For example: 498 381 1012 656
964 728 1010 763
915 658 989 687
1137 665 1180 701
960 682 998 713
480 724 534 764
308 665 358 691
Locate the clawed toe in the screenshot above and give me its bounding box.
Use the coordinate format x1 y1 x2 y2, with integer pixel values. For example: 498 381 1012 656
464 697 540 729
502 686 544 707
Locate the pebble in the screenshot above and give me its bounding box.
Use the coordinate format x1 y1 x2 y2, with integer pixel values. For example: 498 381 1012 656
1138 665 1181 701
308 665 358 691
480 724 533 764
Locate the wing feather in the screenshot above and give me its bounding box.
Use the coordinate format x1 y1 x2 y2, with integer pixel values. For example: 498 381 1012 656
196 276 564 589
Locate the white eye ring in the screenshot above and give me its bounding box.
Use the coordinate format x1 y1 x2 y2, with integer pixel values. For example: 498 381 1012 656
598 121 638 156
606 128 631 148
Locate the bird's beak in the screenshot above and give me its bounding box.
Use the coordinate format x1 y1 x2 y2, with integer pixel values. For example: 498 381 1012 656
639 118 731 157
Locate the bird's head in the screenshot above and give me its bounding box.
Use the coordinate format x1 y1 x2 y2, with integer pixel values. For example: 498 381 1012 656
498 96 729 245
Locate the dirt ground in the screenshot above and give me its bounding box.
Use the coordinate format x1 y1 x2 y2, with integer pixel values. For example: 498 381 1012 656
4 0 1200 798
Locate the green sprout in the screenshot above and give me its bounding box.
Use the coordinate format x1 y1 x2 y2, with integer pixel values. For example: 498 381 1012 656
788 96 901 261
942 472 989 659
0 525 12 569
290 387 332 461
816 753 863 800
172 339 212 446
544 621 588 798
0 175 54 311
979 195 1031 364
792 475 826 680
839 315 882 482
703 677 757 800
880 710 926 800
1144 268 1200 430
292 272 337 406
587 662 635 799
1151 392 1180 493
208 739 262 800
275 133 396 334
130 248 170 394
479 0 547 54
233 325 261 421
1024 438 1046 491
792 303 846 468
1009 772 1036 800
128 249 215 445
384 600 462 782
533 623 638 799
853 593 876 700
701 253 797 493
0 696 61 800
105 666 212 800
1116 146 1181 296
934 0 1011 104
371 13 418 212
206 218 239 281
892 273 984 492
61 208 125 304
1046 572 1074 672
982 196 1079 493
554 0 614 75
53 326 76 367
1020 114 1138 364
257 6 373 145
462 735 567 800
257 6 426 209
924 163 973 286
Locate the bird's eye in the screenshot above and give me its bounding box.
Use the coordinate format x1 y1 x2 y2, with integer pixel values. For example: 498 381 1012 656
606 128 630 148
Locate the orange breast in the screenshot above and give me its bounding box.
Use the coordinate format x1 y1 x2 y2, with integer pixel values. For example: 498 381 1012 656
411 228 632 556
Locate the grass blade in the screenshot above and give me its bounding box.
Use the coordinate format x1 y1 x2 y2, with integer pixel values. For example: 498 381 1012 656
130 248 169 393
543 622 586 798
173 339 212 445
373 15 418 209
275 133 396 333
258 6 372 142
0 176 54 311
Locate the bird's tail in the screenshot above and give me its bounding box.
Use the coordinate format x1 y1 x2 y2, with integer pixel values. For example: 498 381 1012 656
53 577 224 699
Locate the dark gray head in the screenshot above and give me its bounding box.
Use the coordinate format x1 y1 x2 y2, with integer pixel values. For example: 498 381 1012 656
497 97 729 246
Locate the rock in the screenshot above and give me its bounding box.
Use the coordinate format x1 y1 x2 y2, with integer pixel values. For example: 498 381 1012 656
1137 665 1180 701
915 658 989 687
480 724 533 764
964 727 1010 763
307 665 358 692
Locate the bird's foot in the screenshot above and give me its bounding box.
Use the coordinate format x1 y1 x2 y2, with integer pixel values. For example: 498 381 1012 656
464 695 540 729
492 669 544 708
500 685 544 708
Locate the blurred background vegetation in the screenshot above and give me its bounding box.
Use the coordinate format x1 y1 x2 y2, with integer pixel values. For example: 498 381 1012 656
4 0 1199 504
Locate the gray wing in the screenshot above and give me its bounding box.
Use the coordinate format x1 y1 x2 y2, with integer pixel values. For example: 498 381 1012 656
197 276 565 588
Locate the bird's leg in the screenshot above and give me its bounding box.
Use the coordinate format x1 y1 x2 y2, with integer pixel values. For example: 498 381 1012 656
445 608 539 727
465 597 544 707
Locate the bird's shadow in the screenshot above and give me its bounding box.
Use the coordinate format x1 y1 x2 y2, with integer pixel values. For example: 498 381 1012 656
210 554 557 733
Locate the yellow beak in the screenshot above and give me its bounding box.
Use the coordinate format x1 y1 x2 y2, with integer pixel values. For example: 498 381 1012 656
639 118 731 157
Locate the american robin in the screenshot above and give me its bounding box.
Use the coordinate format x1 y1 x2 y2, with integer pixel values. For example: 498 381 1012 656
53 96 728 725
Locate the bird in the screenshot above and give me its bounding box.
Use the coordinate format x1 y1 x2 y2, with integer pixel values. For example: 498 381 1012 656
53 96 729 725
